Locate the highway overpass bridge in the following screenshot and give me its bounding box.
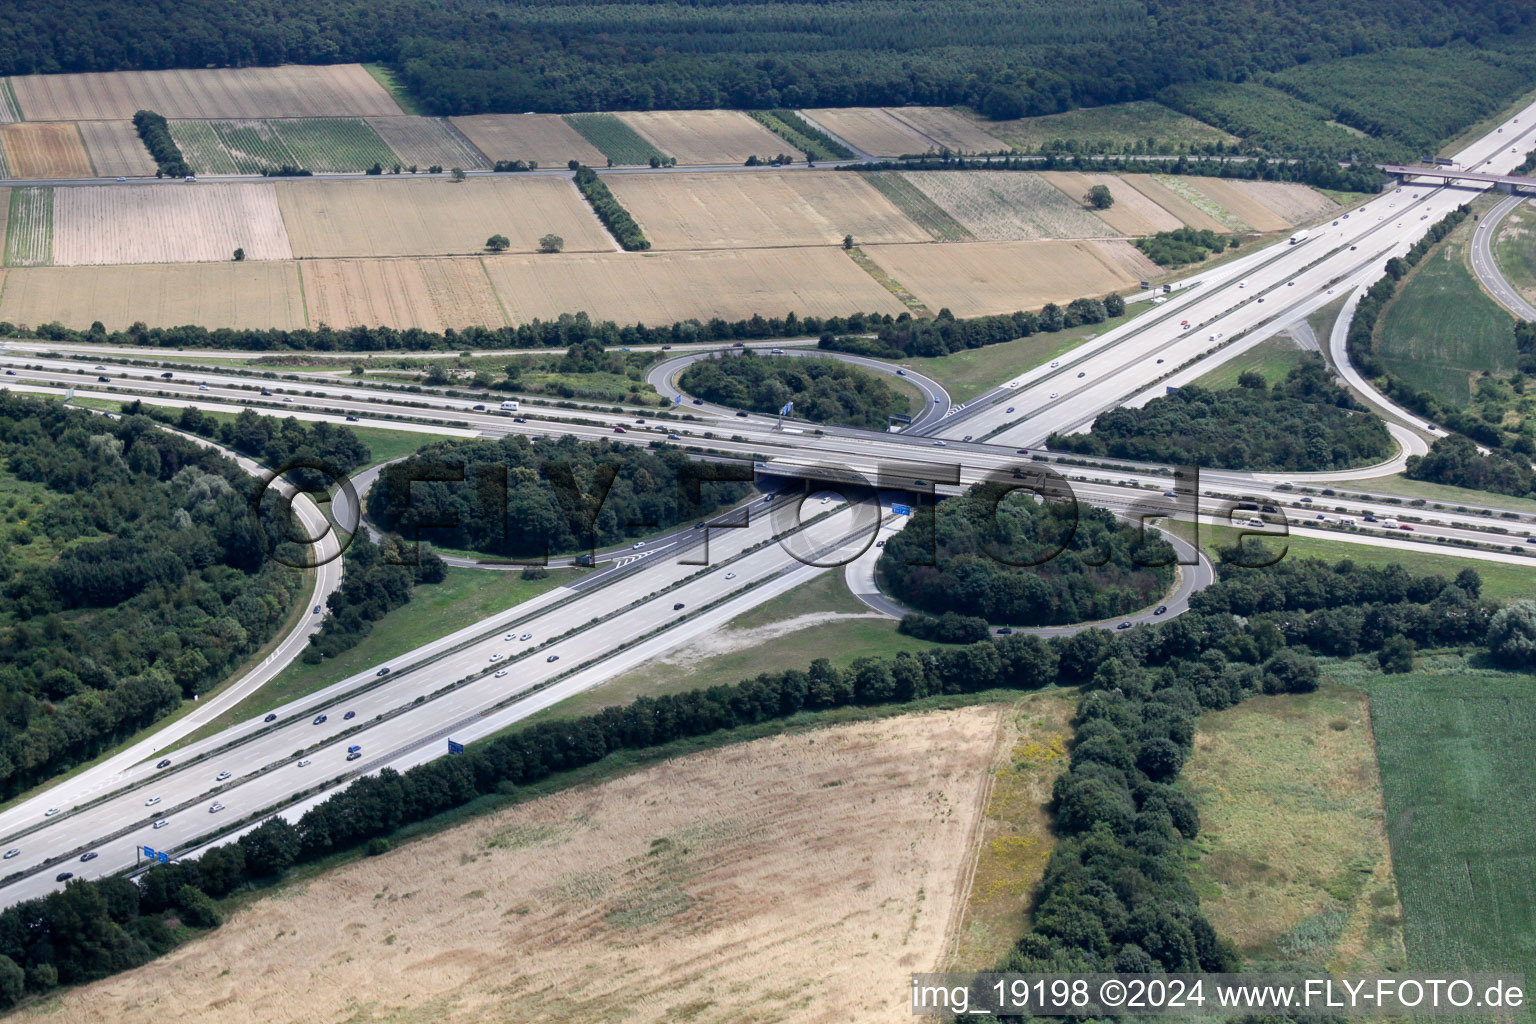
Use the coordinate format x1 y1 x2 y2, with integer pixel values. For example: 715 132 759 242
1378 163 1536 192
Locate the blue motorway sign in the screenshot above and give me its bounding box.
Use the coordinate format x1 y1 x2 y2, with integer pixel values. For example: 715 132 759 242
447 739 465 755
892 503 913 516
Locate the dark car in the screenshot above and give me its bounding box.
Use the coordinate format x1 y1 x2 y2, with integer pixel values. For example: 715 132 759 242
345 414 359 421
160 371 174 379
735 410 748 417
79 852 97 862
1116 621 1132 630
692 398 703 405
661 344 673 350
346 751 362 761
546 654 559 663
513 416 527 423
343 710 356 720
264 713 278 723
312 714 327 725
694 521 706 529
472 404 485 411
55 872 73 883
2 370 12 375
996 627 1013 635
156 759 171 769
613 426 627 433
97 375 111 382
313 605 321 614
1076 371 1086 378
376 667 390 677
673 602 685 610
260 389 273 396
1154 605 1168 615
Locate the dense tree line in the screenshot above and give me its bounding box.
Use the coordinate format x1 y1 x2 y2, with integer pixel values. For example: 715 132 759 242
1050 360 1393 472
123 403 371 477
678 352 906 428
877 483 1175 626
0 395 304 796
822 298 1124 362
747 111 851 161
1406 434 1536 498
2 548 1506 1003
1135 227 1233 266
368 434 752 559
848 154 1386 194
572 167 648 251
897 612 992 644
1 0 1525 120
130 110 188 177
304 534 445 663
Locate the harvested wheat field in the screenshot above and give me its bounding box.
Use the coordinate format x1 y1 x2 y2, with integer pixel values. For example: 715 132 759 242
617 109 789 164
9 64 402 121
302 258 507 330
803 107 939 157
864 239 1158 318
367 117 489 170
902 171 1119 240
1118 174 1230 233
0 261 306 330
1179 177 1299 232
1223 179 1337 225
77 121 159 178
486 246 907 324
278 177 611 258
886 107 1011 153
448 114 604 168
607 170 931 249
1040 171 1184 236
30 708 1000 1024
53 183 292 266
0 123 91 178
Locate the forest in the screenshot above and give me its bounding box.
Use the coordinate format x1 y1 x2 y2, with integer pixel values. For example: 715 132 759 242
0 395 305 796
367 434 753 559
1049 360 1394 472
677 352 907 429
0 0 1529 119
876 482 1175 626
0 550 1501 1003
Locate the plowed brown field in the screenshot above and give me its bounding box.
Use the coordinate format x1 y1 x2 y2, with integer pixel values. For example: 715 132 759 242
20 708 1001 1024
618 109 790 164
9 64 402 121
53 183 292 266
301 258 507 331
278 177 611 257
864 239 1159 317
606 170 931 249
448 114 604 167
0 261 306 329
484 246 907 324
0 123 91 178
76 121 158 177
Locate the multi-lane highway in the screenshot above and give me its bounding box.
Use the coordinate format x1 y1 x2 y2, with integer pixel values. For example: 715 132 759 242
2 96 1535 907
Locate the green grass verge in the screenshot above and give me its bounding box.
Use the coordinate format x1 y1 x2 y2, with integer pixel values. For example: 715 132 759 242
1348 652 1536 1002
1186 523 1535 603
1376 214 1516 406
905 314 1130 401
1192 336 1311 389
563 113 667 166
525 570 932 724
1492 199 1536 306
361 63 426 116
174 566 576 747
980 100 1235 154
1328 472 1536 518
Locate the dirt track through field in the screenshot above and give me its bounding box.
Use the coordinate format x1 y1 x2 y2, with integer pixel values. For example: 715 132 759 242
26 708 1002 1024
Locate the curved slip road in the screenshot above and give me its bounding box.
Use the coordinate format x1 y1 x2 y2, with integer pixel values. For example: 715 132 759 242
1471 193 1536 320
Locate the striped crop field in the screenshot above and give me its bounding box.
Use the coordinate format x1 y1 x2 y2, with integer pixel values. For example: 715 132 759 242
169 118 399 174
863 172 974 241
5 186 52 266
367 117 489 170
563 113 668 166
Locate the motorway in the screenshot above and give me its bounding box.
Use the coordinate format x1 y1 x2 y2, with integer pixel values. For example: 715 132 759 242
1471 194 1536 320
2 99 1535 906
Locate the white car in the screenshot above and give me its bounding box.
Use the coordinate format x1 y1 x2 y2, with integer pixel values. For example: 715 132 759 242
152 819 169 829
1050 360 1059 367
208 803 225 813
215 770 231 781
1049 391 1059 399
494 669 508 678
724 572 736 580
820 496 830 504
519 633 532 641
297 759 311 768
1007 381 1020 389
145 796 161 806
198 384 209 391
504 632 516 641
44 808 59 817
489 652 503 662
115 176 126 182
2 850 16 859
631 542 643 549
932 440 946 446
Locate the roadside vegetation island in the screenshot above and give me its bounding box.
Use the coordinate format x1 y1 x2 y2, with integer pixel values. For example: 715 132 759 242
367 435 754 559
678 351 909 428
4 3 1536 1019
1050 359 1394 472
878 483 1175 627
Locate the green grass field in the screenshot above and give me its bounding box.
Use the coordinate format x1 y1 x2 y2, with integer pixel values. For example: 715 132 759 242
361 62 426 116
981 100 1235 154
1334 472 1536 518
1376 217 1516 406
5 185 52 267
563 113 668 166
1492 199 1536 305
865 172 975 241
906 314 1130 401
1182 523 1536 604
1192 336 1312 389
1351 654 1536 1004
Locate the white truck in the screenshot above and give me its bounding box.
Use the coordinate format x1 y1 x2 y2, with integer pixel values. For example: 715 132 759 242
499 400 519 412
1382 517 1399 530
1288 229 1310 245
